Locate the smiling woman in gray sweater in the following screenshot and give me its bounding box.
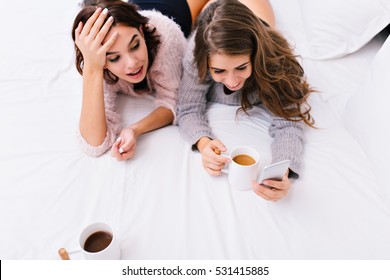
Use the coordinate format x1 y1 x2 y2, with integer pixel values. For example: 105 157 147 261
177 0 315 201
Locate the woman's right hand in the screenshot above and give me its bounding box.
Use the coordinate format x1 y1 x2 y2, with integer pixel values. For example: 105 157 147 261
197 137 230 176
74 7 118 71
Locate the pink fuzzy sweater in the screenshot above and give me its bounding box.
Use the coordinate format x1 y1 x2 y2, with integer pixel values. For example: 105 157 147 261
78 10 187 157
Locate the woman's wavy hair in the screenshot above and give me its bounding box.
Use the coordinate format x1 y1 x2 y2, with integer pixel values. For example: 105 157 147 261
194 0 315 127
71 0 160 84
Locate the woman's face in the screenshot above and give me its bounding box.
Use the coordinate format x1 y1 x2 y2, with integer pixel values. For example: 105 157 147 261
104 24 148 83
208 53 252 91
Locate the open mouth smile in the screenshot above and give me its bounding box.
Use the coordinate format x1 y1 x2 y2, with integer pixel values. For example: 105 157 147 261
127 66 143 77
227 81 241 90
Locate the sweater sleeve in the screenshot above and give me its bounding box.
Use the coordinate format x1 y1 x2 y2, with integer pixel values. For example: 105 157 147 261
141 10 187 124
269 116 304 177
176 35 214 146
77 83 121 157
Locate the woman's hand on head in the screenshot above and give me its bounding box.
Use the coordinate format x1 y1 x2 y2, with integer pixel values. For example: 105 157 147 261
74 7 118 71
251 171 291 202
111 127 138 161
197 137 230 176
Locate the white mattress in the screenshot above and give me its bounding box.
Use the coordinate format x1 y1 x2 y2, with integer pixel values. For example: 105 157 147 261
1 0 390 260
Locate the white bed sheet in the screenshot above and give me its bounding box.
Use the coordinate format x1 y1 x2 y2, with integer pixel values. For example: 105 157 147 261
1 0 390 260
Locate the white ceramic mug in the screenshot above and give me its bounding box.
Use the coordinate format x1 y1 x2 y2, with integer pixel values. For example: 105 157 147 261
63 222 121 260
222 146 260 191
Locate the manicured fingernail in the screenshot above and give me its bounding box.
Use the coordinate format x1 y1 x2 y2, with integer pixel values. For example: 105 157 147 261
116 137 122 142
119 148 124 154
102 8 108 15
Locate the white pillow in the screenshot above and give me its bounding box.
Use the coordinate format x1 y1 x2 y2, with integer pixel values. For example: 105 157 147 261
300 0 390 59
343 35 390 187
272 0 308 56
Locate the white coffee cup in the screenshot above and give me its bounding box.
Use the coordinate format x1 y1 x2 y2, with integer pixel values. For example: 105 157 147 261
78 222 120 260
221 146 260 191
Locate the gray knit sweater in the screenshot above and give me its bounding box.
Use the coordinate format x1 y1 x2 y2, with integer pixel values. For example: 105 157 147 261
177 36 304 177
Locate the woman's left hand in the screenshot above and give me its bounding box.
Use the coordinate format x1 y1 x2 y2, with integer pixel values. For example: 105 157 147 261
251 172 291 202
111 128 137 160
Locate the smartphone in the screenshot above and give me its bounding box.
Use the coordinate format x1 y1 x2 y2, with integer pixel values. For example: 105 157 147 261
258 160 291 184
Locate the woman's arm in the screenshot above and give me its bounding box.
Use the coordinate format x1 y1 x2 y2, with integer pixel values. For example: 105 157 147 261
177 36 213 146
129 106 173 136
111 106 173 160
79 66 107 146
251 115 302 202
269 116 305 177
75 8 118 147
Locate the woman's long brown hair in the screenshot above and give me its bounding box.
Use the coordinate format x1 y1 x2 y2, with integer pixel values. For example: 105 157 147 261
194 0 315 127
71 0 160 84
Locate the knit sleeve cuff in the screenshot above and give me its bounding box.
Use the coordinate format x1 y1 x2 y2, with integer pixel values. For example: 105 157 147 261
77 130 116 157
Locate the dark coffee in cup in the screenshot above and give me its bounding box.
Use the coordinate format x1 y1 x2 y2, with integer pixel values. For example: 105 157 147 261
233 154 256 166
83 231 113 253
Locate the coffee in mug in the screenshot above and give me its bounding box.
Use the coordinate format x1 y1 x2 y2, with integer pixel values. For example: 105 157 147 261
221 146 260 191
83 230 113 253
232 154 256 166
59 222 120 260
78 222 120 259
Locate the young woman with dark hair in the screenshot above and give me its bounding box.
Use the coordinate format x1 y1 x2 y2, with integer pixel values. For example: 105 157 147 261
71 0 186 159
